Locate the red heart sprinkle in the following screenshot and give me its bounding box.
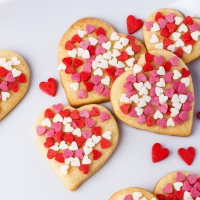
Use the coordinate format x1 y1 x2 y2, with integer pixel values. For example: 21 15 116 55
62 57 73 67
16 73 26 83
70 110 80 119
157 194 166 200
145 52 155 62
0 67 9 77
167 194 177 200
101 138 111 149
73 58 83 68
163 61 171 72
126 35 136 44
44 108 55 118
71 34 82 43
65 66 76 74
65 40 75 50
39 78 57 97
53 131 63 143
105 66 116 76
92 149 102 160
84 81 94 92
167 23 177 33
143 62 154 72
78 164 89 174
91 126 102 136
152 143 170 163
118 51 129 61
96 27 106 36
8 82 18 92
181 68 191 77
44 138 54 148
163 38 174 47
160 27 170 37
89 106 100 116
182 32 191 42
183 16 193 25
197 111 200 119
155 12 165 21
132 43 142 53
178 146 195 165
59 109 70 117
87 45 95 55
120 104 131 114
126 15 143 34
146 116 156 127
173 190 184 200
74 117 85 128
63 133 73 144
80 71 90 82
75 136 86 147
174 47 183 58
111 75 118 83
166 106 172 115
47 149 57 159
55 153 65 163
184 38 195 45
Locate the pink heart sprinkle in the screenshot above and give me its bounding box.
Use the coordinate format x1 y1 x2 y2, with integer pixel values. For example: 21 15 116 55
188 174 198 184
75 149 84 160
172 81 181 92
163 72 173 83
85 24 96 33
194 182 200 191
36 126 46 135
182 101 192 111
163 183 173 193
71 121 78 128
151 69 158 77
149 74 159 84
51 122 62 132
165 13 175 23
156 118 166 129
101 88 110 98
80 109 90 118
178 83 188 94
150 87 156 97
83 63 92 73
45 128 55 138
187 92 194 102
0 81 8 91
100 112 110 122
86 55 95 63
179 111 188 121
82 130 92 139
154 55 164 65
144 105 154 115
95 45 106 55
191 187 200 198
115 68 124 76
123 194 132 200
176 172 185 182
93 83 104 94
169 56 179 66
144 21 153 31
77 89 88 98
63 149 73 159
126 90 136 98
123 82 133 91
189 22 199 32
126 74 136 83
6 72 15 82
173 115 182 125
52 103 63 113
137 72 147 82
164 88 174 98
158 103 168 113
91 75 101 85
182 181 193 191
150 96 159 106
80 41 90 50
158 18 168 29
71 73 81 82
137 114 146 124
98 34 108 44
85 118 96 128
129 107 137 117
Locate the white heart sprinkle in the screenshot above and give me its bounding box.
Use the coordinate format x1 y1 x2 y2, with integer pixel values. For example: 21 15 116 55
3 61 12 71
133 64 142 74
159 94 168 104
154 110 163 119
82 50 90 58
151 23 160 32
155 87 164 96
69 82 79 91
179 94 188 103
120 93 132 104
109 57 117 66
126 46 134 56
174 16 183 25
102 41 111 50
72 128 81 137
102 131 112 140
173 70 182 79
172 102 182 110
191 31 200 41
157 66 166 75
110 32 120 41
139 86 148 96
92 135 101 144
53 114 63 123
78 30 86 38
82 155 91 164
77 47 84 56
1 91 10 101
50 142 59 151
181 77 190 87
116 61 125 68
59 165 69 175
67 49 77 58
143 95 151 102
167 44 176 52
120 37 129 46
93 68 103 76
170 108 180 117
69 141 78 151
130 94 139 104
71 157 80 166
12 56 20 65
59 141 68 150
0 58 6 65
101 76 110 85
183 45 192 54
92 60 99 70
172 32 181 41
137 98 147 108
12 68 21 77
155 43 164 50
64 123 74 132
85 138 95 147
41 118 51 128
134 82 143 91
150 34 159 43
172 94 181 103
126 58 135 67
133 192 142 200
65 157 73 165
183 191 193 200
83 146 92 155
99 60 108 69
114 41 123 49
63 117 72 125
112 49 120 57
178 24 188 33
89 37 98 46
156 78 166 87
175 39 184 47
135 107 144 116
167 118 175 127
58 63 66 71
144 81 152 89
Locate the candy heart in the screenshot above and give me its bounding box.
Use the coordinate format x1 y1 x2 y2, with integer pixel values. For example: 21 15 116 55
39 78 57 97
126 15 143 34
178 147 195 165
152 143 169 163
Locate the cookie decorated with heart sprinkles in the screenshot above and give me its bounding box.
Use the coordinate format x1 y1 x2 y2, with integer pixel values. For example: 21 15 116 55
110 49 194 136
109 187 158 200
143 8 200 63
0 50 30 120
34 103 119 191
154 171 200 200
58 17 146 107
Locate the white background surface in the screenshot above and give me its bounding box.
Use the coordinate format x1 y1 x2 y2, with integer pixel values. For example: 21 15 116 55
0 0 200 199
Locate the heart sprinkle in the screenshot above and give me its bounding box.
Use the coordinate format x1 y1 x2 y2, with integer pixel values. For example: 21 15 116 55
152 143 169 163
178 146 195 165
39 78 57 97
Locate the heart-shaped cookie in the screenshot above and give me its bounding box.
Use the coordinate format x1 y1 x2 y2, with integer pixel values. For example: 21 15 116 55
0 50 30 120
34 103 119 191
143 8 200 63
110 49 194 136
109 187 158 200
154 171 200 200
58 17 146 107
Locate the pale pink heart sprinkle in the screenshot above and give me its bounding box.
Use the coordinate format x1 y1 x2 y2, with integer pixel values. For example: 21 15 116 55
163 72 173 83
188 174 198 184
126 90 136 98
0 81 8 91
189 22 199 32
86 55 95 63
98 34 108 44
173 115 182 125
85 118 96 128
150 96 159 106
115 68 124 76
75 149 84 160
150 87 156 97
191 187 200 198
151 69 158 77
36 126 46 135
71 121 78 128
144 21 153 31
179 111 188 121
91 75 101 85
80 109 90 118
158 103 168 113
149 74 159 84
182 181 193 191
82 130 92 139
187 92 194 102
129 107 137 117
176 172 185 182
137 72 147 82
45 128 55 138
6 72 15 82
163 183 173 193
63 149 73 159
169 56 179 66
85 24 96 33
93 83 104 94
83 63 92 73
178 83 188 94
165 13 175 23
182 101 192 111
51 122 62 132
126 74 136 83
156 119 166 129
100 112 110 122
137 114 146 124
80 41 90 50
154 55 164 65
101 88 110 98
164 88 174 98
95 45 106 55
144 105 154 115
123 194 132 200
77 89 88 98
71 73 81 82
123 82 134 91
158 18 168 29
52 103 63 113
